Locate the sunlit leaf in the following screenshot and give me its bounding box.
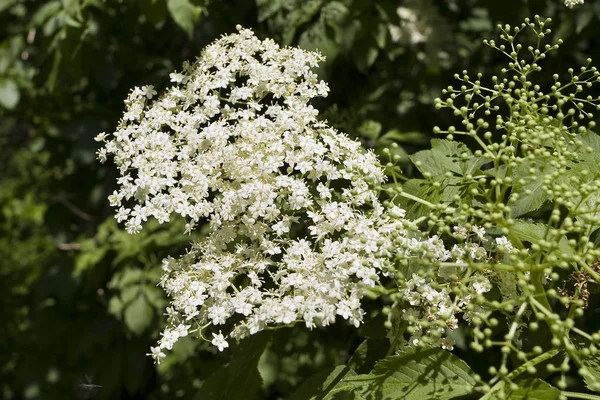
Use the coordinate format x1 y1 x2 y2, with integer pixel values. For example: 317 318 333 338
0 79 20 109
124 292 154 335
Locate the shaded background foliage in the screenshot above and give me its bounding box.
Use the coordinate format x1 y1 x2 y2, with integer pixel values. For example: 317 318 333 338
1 0 599 398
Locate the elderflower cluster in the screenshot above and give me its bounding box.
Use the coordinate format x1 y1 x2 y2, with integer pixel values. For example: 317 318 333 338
389 225 516 351
98 27 463 363
564 0 584 8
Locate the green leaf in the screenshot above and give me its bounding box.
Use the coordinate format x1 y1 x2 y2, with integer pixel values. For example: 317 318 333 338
61 0 80 16
576 11 594 33
508 220 573 256
510 159 555 217
0 79 20 109
298 20 339 70
508 379 560 399
325 347 477 399
167 0 202 38
409 139 486 179
255 0 283 22
347 338 390 374
288 365 356 400
393 176 466 220
30 1 62 27
357 119 382 140
73 238 108 276
193 332 272 400
393 179 438 220
572 337 600 391
124 292 154 335
379 130 428 145
484 378 560 400
0 0 19 14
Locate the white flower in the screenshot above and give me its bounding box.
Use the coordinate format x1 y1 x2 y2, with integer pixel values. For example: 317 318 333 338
495 236 513 253
440 336 455 351
147 346 166 364
211 332 229 351
453 225 468 240
471 226 487 241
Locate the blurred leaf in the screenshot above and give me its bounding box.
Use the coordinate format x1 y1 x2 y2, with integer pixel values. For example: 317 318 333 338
61 0 80 16
124 292 154 335
193 332 272 400
357 119 382 140
379 129 428 145
167 0 203 38
74 239 108 276
576 11 594 34
255 0 283 22
0 78 20 109
0 0 18 14
30 1 61 27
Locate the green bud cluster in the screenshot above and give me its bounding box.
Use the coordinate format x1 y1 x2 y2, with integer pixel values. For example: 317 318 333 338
396 15 600 394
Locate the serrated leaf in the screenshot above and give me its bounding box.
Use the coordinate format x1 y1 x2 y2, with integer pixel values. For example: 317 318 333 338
508 220 573 256
409 139 486 179
510 159 555 217
0 79 20 109
124 292 154 335
578 131 600 152
347 338 390 374
325 347 477 400
394 176 466 220
167 0 202 38
193 332 272 400
485 378 561 400
393 179 439 220
572 337 600 392
288 365 356 400
507 378 560 399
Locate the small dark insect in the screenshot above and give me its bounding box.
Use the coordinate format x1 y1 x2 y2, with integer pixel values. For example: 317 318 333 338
77 375 102 399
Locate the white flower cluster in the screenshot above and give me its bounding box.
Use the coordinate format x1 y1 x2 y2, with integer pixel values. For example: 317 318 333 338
392 226 515 351
564 0 584 8
97 27 459 362
98 27 516 363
